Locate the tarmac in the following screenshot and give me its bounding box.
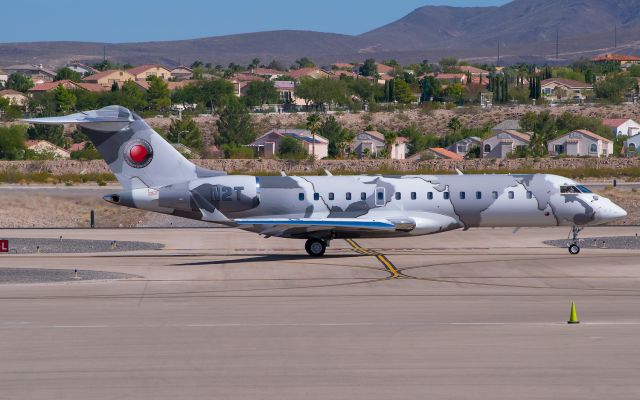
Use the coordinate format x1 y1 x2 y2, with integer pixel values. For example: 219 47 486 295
1 226 640 399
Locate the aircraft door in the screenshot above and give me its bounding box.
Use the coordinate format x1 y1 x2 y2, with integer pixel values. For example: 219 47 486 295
375 187 386 207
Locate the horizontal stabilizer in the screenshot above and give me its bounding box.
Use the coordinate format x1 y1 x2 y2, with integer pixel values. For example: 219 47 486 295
22 105 134 126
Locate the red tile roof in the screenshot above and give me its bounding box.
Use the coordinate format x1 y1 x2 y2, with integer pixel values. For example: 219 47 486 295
428 147 464 161
602 118 632 127
375 63 394 74
592 53 640 62
77 82 107 92
30 80 79 92
83 69 133 81
572 129 611 143
454 65 489 75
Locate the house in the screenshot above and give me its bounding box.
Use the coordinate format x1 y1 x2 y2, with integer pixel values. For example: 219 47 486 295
274 81 295 103
0 89 28 106
127 64 172 81
429 73 468 85
592 53 640 70
66 61 98 76
250 68 285 80
602 118 640 137
0 69 8 86
170 66 193 81
351 131 408 160
29 80 106 93
414 147 464 161
375 63 395 76
82 70 136 89
230 73 266 97
287 68 332 80
482 130 531 159
68 142 89 152
547 130 613 158
447 136 482 157
26 140 70 159
540 78 593 102
624 134 640 156
4 64 56 84
246 129 329 160
492 120 521 133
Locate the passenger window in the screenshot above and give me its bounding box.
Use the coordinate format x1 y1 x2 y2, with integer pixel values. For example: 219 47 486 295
427 192 433 200
377 191 384 201
443 192 450 200
346 192 352 200
460 192 466 200
411 192 417 200
526 191 533 199
508 191 514 199
476 191 482 200
314 193 320 201
492 191 498 199
395 192 402 200
329 193 335 200
299 193 305 201
361 192 367 201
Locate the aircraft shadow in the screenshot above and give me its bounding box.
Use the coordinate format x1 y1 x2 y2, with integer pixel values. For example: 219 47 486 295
172 254 360 266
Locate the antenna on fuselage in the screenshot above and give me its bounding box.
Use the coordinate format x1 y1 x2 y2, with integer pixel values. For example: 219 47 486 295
280 171 287 176
324 169 333 176
455 168 464 176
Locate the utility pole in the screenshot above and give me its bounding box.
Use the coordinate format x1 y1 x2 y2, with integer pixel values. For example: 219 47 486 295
103 45 106 61
497 41 500 67
556 27 560 61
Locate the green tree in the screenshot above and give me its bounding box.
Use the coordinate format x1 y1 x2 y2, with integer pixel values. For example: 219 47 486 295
26 124 66 147
306 113 322 159
53 84 77 112
383 131 398 159
420 76 441 102
216 98 256 149
111 81 119 92
447 117 462 133
118 80 148 110
444 83 464 103
295 78 348 111
174 79 234 112
347 78 380 104
393 79 415 104
318 116 354 158
594 74 636 104
167 116 202 150
6 73 34 92
359 59 378 77
293 57 315 69
147 76 171 110
243 80 279 107
0 125 27 159
54 67 82 82
278 136 308 160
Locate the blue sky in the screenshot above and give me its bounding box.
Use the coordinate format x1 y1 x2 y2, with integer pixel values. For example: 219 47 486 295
1 0 511 43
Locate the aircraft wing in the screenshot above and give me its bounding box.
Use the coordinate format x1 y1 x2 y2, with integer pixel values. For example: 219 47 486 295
233 218 417 237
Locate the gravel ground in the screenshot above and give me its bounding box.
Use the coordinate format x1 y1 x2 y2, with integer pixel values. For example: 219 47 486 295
0 268 137 284
545 236 640 250
0 238 163 254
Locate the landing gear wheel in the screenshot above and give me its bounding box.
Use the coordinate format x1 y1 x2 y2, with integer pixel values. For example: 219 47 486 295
305 239 326 257
568 243 581 255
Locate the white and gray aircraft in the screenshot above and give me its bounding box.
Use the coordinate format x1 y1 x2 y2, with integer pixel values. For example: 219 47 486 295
24 106 627 256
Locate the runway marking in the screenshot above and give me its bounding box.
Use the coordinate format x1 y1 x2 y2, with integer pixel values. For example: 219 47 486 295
345 239 400 279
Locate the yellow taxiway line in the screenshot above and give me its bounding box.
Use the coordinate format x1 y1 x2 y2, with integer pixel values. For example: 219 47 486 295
345 239 400 279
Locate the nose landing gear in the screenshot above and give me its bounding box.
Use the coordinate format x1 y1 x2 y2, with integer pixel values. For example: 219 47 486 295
568 225 584 255
305 238 327 257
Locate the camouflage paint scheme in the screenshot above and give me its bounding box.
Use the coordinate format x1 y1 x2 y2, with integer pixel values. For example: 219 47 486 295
24 106 627 241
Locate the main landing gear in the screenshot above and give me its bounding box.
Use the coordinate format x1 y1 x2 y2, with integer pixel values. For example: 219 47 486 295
305 238 327 257
568 225 584 255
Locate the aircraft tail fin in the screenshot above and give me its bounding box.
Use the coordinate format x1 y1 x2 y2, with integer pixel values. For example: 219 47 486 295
23 106 225 190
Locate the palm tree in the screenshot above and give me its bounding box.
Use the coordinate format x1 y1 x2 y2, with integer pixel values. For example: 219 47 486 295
306 113 321 159
383 131 398 159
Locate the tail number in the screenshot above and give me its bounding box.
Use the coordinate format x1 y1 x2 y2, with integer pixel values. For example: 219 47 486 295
212 186 244 201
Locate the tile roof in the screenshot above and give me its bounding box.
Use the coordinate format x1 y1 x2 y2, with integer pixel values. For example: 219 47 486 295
232 73 266 82
274 81 294 90
497 130 531 142
0 89 25 96
30 80 78 92
571 129 612 143
428 147 464 161
83 69 133 81
541 78 593 89
287 68 328 79
592 53 640 62
375 63 394 74
127 64 170 75
602 118 634 127
251 68 285 76
454 65 489 75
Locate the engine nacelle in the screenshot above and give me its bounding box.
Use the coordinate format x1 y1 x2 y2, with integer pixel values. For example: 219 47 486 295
188 175 260 213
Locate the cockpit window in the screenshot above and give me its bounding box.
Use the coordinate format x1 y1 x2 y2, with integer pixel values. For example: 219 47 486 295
560 186 581 194
576 185 593 193
561 185 592 194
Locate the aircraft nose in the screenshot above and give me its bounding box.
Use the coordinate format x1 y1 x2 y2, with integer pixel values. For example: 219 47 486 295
598 202 627 221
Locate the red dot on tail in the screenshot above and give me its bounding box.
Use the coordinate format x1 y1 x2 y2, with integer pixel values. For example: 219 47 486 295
129 145 148 164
